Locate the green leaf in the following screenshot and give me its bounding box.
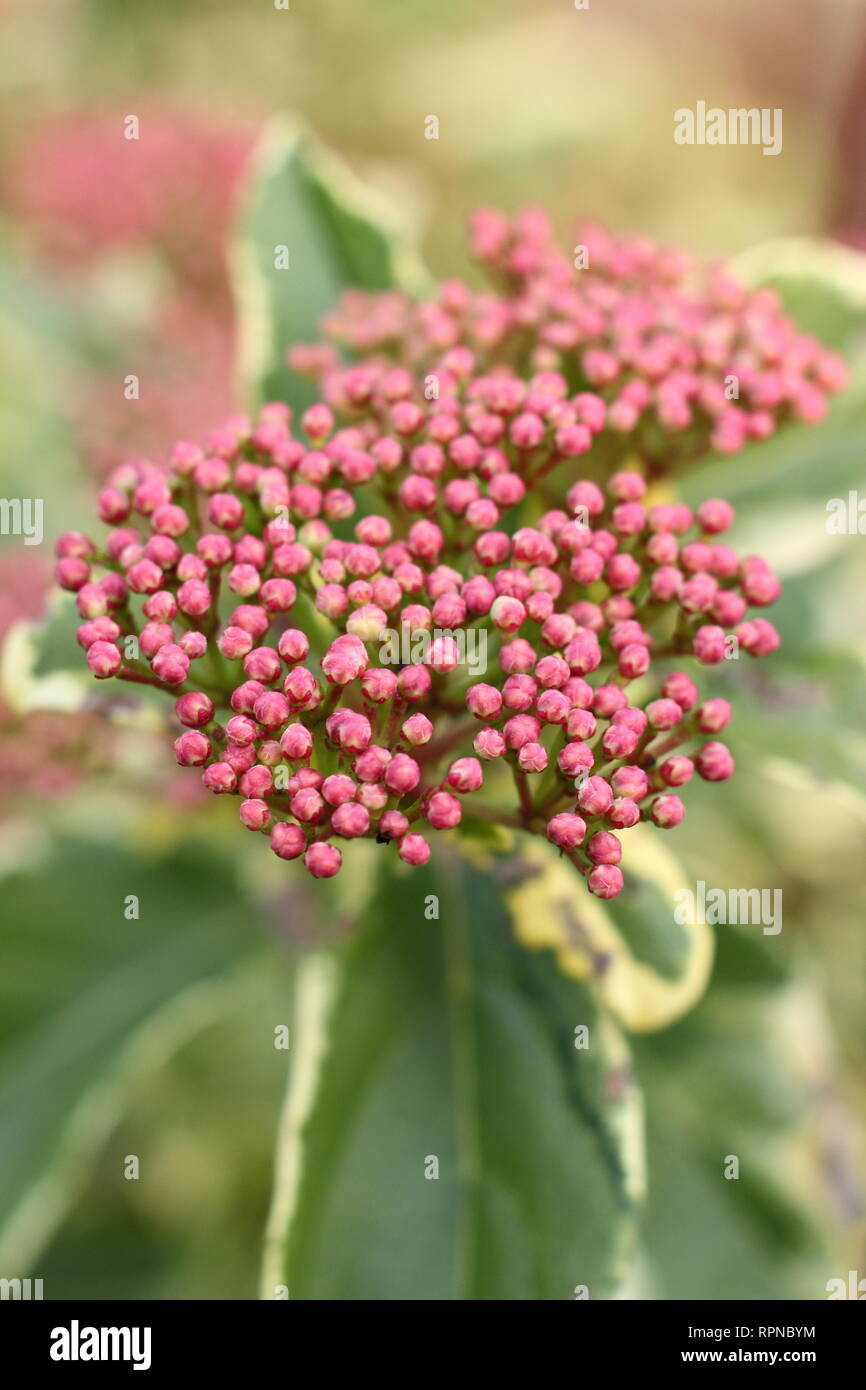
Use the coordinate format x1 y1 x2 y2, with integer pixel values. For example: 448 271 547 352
1 591 170 726
0 836 266 1271
273 851 642 1300
732 236 866 355
505 826 714 1033
634 926 844 1299
1 598 91 716
232 119 429 410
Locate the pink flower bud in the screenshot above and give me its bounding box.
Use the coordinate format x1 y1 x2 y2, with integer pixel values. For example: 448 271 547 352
321 635 368 685
86 639 122 679
499 638 536 674
98 488 131 524
736 618 780 656
331 802 371 838
446 757 483 793
303 403 334 441
77 616 121 649
555 423 592 456
239 799 271 832
243 647 282 684
291 787 326 824
140 592 176 624
151 644 190 685
239 764 275 799
335 713 372 752
304 842 342 877
502 674 536 712
218 626 253 660
177 578 212 617
474 727 506 760
695 741 735 781
175 692 215 728
608 797 640 829
346 604 388 642
592 684 628 718
547 812 587 850
504 713 540 750
536 689 571 725
578 776 614 816
354 745 392 782
397 833 431 866
465 683 502 719
229 563 261 597
322 774 357 807
426 790 462 829
588 864 624 898
609 471 647 502
259 740 283 767
611 765 649 799
179 631 208 659
695 697 731 733
397 664 432 701
56 528 94 556
557 741 594 777
570 549 604 584
661 671 698 711
253 691 291 728
144 538 180 571
202 762 237 794
587 831 621 865
563 631 602 675
566 707 597 740
660 755 694 786
617 643 650 680
693 624 728 664
601 723 639 759
379 810 409 839
56 556 91 591
208 493 245 530
490 594 527 632
139 622 172 659
177 553 207 583
197 532 233 567
697 498 735 534
126 558 164 595
535 655 570 688
385 753 421 795
740 563 781 607
227 681 261 716
357 781 388 811
518 741 547 773
223 742 256 775
279 723 313 761
270 822 307 860
651 794 685 827
402 713 434 745
260 578 297 613
606 553 641 591
173 730 211 767
225 714 259 746
645 698 683 731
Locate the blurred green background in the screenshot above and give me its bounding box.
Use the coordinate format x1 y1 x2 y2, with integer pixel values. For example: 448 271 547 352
0 0 865 1299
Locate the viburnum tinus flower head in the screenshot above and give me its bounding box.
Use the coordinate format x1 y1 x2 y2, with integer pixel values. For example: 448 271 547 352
292 208 847 475
58 209 830 898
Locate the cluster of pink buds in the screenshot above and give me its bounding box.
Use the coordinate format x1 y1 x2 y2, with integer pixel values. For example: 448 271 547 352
56 209 826 895
291 207 846 472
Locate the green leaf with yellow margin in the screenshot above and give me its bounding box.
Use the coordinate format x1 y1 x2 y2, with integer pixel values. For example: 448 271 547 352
504 825 714 1033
